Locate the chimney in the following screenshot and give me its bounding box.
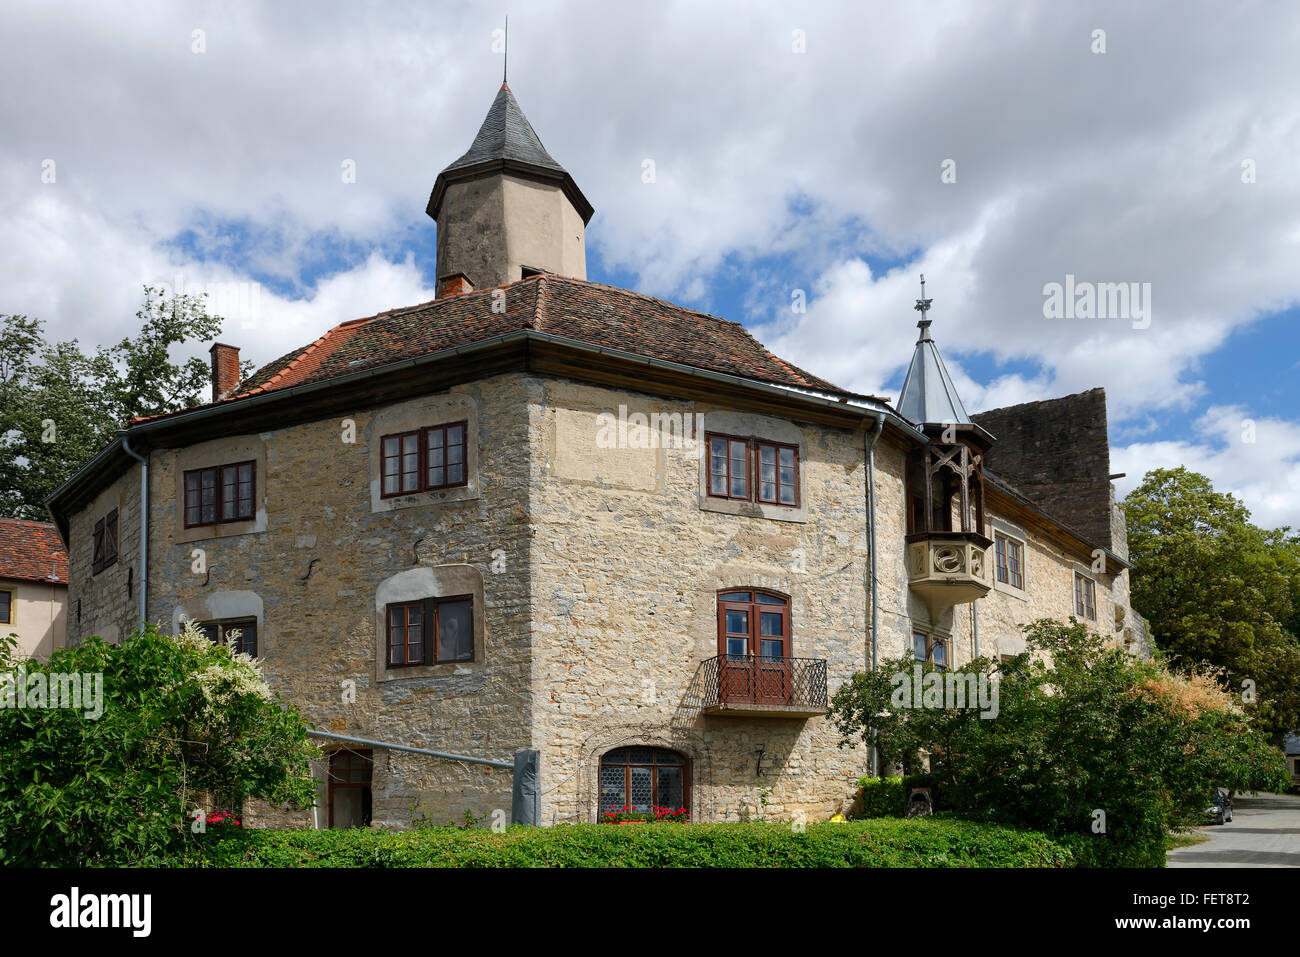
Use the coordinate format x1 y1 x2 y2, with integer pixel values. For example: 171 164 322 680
209 343 240 401
437 273 475 299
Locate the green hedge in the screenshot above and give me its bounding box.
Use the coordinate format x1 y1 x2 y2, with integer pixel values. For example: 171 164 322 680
856 777 908 818
169 819 1076 868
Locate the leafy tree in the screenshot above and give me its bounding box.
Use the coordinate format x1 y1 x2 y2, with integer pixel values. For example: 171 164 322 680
0 286 249 519
0 621 319 866
1124 466 1300 736
830 619 1290 866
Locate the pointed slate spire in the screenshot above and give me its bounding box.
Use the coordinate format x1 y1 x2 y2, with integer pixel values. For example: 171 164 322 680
427 84 593 224
443 84 566 178
896 275 972 427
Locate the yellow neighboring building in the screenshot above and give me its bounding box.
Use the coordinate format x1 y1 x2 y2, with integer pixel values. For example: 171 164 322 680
0 518 69 661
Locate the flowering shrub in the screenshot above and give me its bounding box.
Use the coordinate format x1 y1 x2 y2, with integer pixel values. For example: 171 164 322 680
602 805 689 823
0 622 317 866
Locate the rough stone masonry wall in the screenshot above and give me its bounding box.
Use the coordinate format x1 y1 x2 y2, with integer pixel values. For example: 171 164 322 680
528 379 878 824
972 389 1115 549
948 512 1122 663
65 464 140 649
61 370 1144 829
142 374 536 829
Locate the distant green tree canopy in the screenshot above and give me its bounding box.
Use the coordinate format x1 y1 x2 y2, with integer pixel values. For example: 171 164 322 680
1124 466 1300 737
0 286 249 520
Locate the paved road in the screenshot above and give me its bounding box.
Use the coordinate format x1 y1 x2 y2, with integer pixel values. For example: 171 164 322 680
1167 792 1300 867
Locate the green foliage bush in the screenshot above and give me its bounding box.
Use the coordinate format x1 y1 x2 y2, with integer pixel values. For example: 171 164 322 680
855 776 907 818
830 618 1291 868
0 622 318 866
169 819 1076 868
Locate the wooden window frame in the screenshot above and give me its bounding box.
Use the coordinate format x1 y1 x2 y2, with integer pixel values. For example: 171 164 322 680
198 617 259 658
716 589 792 659
913 631 948 671
706 432 752 502
598 747 690 818
327 749 373 829
91 508 118 575
385 595 474 668
379 421 469 499
755 440 800 507
994 532 1024 590
183 461 256 528
1074 572 1097 621
705 433 801 507
0 588 13 625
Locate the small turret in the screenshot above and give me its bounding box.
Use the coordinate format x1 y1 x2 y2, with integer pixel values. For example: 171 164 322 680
427 83 593 296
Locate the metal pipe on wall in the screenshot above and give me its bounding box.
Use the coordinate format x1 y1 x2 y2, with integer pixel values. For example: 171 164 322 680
866 414 885 778
118 433 148 628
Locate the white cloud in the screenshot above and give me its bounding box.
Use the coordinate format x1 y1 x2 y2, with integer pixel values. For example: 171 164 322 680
2 0 1300 525
1113 406 1300 531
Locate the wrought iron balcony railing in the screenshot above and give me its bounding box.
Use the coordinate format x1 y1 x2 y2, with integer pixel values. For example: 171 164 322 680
696 654 828 718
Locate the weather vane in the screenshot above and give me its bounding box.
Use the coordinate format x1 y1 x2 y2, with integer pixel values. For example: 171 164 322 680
914 273 933 331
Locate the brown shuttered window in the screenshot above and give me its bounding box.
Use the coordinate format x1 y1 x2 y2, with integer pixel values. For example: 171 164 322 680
91 508 118 575
184 461 255 527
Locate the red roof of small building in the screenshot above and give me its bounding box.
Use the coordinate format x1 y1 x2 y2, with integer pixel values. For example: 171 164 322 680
0 518 69 585
131 274 873 425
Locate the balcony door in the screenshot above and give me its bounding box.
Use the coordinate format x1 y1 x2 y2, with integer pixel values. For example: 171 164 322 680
717 590 792 705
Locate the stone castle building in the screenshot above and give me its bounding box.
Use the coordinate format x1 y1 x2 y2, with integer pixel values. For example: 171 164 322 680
47 82 1148 827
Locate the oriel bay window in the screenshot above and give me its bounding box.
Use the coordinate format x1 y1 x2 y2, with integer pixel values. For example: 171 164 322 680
385 595 473 666
599 747 688 818
381 421 467 497
707 434 799 506
184 461 255 527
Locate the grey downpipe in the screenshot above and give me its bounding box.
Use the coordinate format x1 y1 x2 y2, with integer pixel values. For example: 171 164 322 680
306 729 513 768
119 433 148 627
866 414 885 778
973 600 979 659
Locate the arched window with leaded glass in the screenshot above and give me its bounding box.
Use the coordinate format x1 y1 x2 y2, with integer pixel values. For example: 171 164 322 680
598 747 689 818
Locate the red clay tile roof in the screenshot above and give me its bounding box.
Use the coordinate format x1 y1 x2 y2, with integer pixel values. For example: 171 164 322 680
0 519 69 585
131 276 862 425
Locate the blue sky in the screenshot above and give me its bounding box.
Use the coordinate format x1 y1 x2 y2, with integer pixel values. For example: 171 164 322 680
2 0 1298 527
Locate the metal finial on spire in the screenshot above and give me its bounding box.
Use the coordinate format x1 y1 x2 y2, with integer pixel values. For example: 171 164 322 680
503 16 508 85
914 273 933 340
